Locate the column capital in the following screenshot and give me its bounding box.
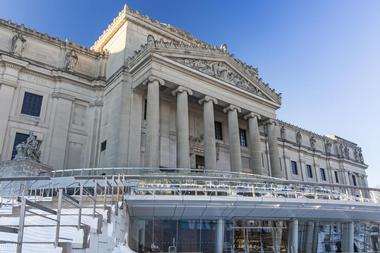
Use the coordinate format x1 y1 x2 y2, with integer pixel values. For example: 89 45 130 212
244 112 261 120
198 95 218 105
171 86 193 96
223 104 241 113
264 118 278 126
144 76 165 86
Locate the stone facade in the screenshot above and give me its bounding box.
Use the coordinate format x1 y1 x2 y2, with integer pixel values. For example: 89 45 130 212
0 4 368 187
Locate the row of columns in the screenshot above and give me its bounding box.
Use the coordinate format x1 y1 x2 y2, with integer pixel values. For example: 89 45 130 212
144 77 283 178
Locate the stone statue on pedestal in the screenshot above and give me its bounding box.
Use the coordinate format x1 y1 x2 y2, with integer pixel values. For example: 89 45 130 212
14 132 41 162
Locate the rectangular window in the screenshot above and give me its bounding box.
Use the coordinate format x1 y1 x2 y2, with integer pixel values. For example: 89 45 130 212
101 140 107 152
320 168 327 181
21 92 43 117
12 132 30 159
143 99 147 120
215 121 223 140
291 160 298 175
239 128 247 147
306 164 313 178
195 155 205 170
334 171 339 183
352 175 357 186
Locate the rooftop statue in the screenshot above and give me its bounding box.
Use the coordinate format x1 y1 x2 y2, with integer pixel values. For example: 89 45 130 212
10 32 26 56
14 132 41 162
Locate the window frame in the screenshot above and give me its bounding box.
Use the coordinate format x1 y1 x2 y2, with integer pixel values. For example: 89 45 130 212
239 128 247 147
320 168 327 181
101 140 107 152
291 160 298 175
352 174 357 186
306 164 313 178
21 91 43 117
334 171 339 183
214 121 223 141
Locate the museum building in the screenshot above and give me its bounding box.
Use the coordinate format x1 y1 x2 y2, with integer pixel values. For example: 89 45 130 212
0 4 379 253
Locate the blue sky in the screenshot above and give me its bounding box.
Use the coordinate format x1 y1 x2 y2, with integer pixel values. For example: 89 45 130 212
1 0 379 187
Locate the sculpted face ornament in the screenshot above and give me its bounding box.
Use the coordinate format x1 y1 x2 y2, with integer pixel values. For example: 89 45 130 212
10 32 26 56
146 34 156 47
65 49 78 72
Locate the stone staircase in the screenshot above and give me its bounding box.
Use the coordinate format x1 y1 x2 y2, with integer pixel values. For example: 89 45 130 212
0 195 134 253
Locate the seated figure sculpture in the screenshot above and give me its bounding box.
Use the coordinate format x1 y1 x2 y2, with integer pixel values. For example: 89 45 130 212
14 132 41 162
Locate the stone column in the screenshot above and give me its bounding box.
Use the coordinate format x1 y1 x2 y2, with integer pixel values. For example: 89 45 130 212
266 120 283 178
215 219 225 253
224 105 242 172
0 83 16 159
288 219 299 253
144 77 164 167
48 92 74 170
172 86 192 168
244 112 264 175
199 96 218 170
342 221 354 253
304 221 314 253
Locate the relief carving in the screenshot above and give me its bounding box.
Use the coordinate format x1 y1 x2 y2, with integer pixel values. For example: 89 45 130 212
173 58 266 98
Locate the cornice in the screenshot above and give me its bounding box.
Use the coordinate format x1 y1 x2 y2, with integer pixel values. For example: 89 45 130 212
0 19 101 57
126 38 282 104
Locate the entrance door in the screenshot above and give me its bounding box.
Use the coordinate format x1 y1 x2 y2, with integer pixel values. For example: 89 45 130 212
233 222 288 253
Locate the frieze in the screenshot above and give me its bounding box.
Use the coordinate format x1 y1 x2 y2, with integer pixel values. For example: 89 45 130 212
172 57 268 99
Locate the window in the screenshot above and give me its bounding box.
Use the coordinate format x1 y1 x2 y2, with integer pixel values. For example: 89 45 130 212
21 92 43 117
352 174 357 186
12 132 30 159
334 171 339 183
215 121 223 140
320 168 327 181
291 161 298 175
101 140 107 152
239 128 247 147
195 155 205 170
306 164 313 178
143 99 147 120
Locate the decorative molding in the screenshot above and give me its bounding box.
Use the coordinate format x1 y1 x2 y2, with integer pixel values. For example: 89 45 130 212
51 91 75 101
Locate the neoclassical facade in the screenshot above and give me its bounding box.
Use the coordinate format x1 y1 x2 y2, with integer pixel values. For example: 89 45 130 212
1 5 379 253
0 5 368 186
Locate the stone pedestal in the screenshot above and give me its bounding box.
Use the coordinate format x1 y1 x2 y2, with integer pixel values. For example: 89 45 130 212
0 159 52 196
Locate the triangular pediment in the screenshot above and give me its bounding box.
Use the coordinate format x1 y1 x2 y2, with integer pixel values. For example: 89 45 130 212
126 37 282 105
169 56 275 102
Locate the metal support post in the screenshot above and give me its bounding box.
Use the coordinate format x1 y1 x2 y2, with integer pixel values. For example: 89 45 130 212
55 189 63 247
16 196 26 253
78 185 83 229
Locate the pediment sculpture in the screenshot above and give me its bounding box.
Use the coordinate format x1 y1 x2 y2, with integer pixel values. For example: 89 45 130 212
14 132 41 162
172 58 268 99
